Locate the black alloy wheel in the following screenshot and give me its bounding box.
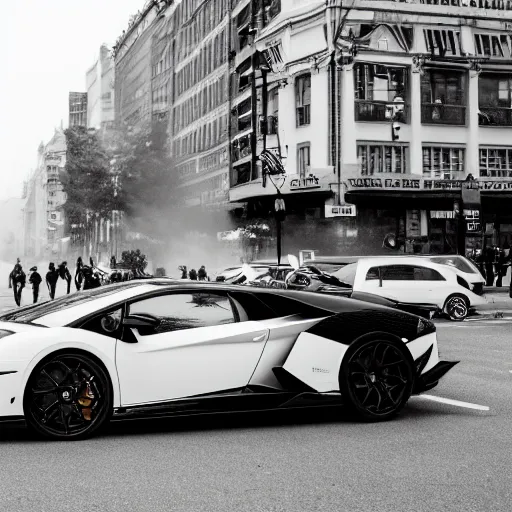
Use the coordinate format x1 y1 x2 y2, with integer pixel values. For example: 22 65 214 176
339 338 414 421
24 352 112 440
444 294 469 321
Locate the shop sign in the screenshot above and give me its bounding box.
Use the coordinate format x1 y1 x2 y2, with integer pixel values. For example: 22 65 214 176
346 175 512 192
325 204 357 218
464 209 482 233
48 211 62 222
290 174 321 191
430 210 455 219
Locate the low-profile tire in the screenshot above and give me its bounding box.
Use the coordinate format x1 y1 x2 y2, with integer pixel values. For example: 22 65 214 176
23 351 112 441
339 336 414 422
443 294 469 321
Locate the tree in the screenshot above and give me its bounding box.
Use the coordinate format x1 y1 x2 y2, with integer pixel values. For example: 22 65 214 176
119 249 148 273
61 126 115 249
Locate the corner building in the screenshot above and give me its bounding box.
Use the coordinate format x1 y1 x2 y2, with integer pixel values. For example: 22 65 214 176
230 0 512 256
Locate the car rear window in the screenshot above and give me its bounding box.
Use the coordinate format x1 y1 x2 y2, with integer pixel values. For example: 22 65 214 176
429 256 477 274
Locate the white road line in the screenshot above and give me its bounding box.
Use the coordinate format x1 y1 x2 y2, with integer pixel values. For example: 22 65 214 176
416 394 490 411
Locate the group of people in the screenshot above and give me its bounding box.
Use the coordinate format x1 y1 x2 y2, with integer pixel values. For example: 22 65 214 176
179 265 209 281
468 243 512 287
8 257 103 307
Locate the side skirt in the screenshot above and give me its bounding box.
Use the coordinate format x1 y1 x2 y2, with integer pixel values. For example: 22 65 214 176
112 391 343 422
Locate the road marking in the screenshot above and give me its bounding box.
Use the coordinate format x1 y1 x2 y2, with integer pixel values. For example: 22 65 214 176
417 394 490 411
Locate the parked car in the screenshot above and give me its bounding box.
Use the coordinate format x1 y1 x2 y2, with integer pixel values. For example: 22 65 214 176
216 262 292 285
286 264 436 319
303 254 485 295
247 265 294 289
0 279 457 440
333 257 487 321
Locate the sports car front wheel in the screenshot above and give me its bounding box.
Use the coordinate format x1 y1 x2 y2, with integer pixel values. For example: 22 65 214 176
339 337 414 421
23 352 112 440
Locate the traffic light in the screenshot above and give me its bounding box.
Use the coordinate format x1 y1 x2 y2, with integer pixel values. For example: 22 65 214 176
391 121 401 141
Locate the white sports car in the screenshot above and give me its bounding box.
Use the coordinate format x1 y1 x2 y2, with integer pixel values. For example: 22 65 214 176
0 280 457 440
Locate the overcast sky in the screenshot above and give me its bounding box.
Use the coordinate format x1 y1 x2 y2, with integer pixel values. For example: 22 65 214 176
0 0 146 201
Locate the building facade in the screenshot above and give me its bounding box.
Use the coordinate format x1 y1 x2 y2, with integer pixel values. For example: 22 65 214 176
228 0 512 257
23 130 67 259
69 92 88 128
86 44 115 131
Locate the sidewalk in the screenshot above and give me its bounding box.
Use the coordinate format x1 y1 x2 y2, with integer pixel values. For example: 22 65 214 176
475 288 512 319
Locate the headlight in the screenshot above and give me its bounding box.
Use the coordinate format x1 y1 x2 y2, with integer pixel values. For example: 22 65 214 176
417 318 435 336
0 329 14 340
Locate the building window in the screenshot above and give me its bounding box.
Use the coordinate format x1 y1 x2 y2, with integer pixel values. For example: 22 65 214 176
474 33 511 59
421 70 466 125
479 147 512 177
297 142 311 178
295 74 311 127
354 63 408 122
424 28 462 57
479 74 512 126
422 146 465 179
357 143 408 175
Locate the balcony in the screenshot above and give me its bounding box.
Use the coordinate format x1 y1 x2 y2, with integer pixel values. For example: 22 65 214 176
260 115 278 135
422 170 465 180
355 101 408 123
421 104 466 125
479 107 512 126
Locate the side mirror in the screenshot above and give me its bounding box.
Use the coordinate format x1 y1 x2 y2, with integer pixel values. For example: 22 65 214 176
123 314 161 329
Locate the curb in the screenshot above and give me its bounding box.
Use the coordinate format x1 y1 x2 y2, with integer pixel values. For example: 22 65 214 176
468 310 512 320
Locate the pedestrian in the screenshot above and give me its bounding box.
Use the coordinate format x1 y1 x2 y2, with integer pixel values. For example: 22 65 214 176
484 246 495 287
198 265 208 281
179 265 188 279
29 266 42 304
9 262 26 307
46 263 59 300
75 257 84 291
189 268 198 280
82 266 102 290
420 237 431 254
58 261 72 294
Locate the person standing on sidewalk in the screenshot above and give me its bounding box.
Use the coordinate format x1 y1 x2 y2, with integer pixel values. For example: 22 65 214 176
28 266 42 304
46 263 59 300
9 262 26 307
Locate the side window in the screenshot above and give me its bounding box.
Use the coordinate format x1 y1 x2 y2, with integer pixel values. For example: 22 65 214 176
365 267 380 280
413 266 445 281
128 293 235 334
381 265 415 281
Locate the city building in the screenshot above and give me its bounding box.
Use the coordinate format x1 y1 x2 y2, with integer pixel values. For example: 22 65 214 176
86 44 115 131
225 0 512 257
23 130 67 259
69 92 88 128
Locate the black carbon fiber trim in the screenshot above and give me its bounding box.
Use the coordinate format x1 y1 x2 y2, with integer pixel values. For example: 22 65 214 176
414 345 434 376
414 360 459 394
0 371 17 376
305 310 421 345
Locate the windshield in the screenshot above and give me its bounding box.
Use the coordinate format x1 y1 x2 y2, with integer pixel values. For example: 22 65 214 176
332 263 358 286
429 256 477 274
308 263 346 273
0 282 142 323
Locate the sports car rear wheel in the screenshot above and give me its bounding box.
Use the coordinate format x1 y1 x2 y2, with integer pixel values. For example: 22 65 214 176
339 337 414 421
443 294 469 321
24 352 112 440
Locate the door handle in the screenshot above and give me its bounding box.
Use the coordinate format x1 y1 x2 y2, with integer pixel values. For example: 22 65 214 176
253 334 266 342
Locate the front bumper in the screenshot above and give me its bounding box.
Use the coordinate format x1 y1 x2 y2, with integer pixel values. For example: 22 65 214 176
413 360 459 394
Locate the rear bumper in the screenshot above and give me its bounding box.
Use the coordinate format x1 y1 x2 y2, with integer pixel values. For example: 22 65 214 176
413 360 459 394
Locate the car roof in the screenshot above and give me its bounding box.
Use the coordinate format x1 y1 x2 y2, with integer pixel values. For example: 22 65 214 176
5 278 402 327
305 254 463 264
350 257 453 271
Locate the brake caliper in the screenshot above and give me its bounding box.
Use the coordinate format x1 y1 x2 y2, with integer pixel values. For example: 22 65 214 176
77 383 95 421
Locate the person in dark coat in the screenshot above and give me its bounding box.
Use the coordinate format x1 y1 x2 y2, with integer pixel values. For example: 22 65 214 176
58 261 72 294
46 263 59 300
179 265 188 279
29 266 42 304
82 266 102 290
75 257 84 291
484 246 495 287
9 262 26 307
188 268 198 280
197 266 208 281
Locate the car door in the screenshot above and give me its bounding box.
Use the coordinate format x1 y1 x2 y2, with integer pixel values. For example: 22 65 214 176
115 290 270 406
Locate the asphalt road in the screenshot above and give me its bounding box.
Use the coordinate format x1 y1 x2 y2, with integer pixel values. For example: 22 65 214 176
0 303 511 511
